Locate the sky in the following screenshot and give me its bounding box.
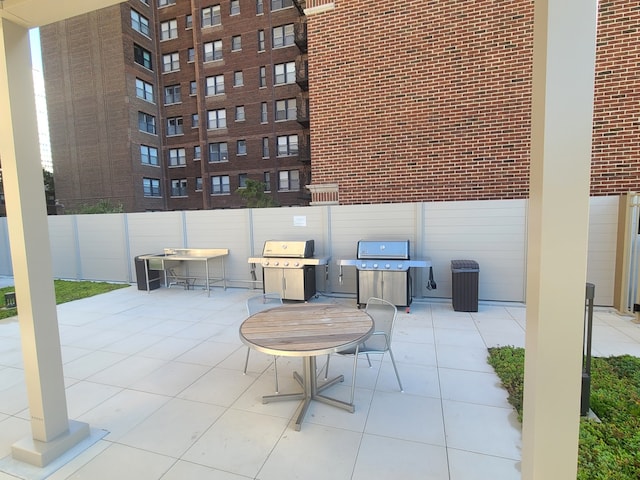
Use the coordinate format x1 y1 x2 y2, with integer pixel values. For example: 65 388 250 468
28 28 52 171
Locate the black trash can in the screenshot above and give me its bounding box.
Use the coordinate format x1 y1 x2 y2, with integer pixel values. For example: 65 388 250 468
135 255 161 291
451 260 479 312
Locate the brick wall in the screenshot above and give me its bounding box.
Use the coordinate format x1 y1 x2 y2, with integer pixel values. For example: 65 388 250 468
307 0 639 204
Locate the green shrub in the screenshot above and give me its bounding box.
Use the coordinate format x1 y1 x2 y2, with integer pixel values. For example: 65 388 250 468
488 347 640 479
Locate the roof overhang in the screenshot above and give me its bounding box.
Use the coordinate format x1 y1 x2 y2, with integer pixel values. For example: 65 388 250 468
0 0 126 28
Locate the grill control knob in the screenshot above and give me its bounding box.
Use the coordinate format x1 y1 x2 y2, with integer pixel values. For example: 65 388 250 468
274 261 279 266
263 261 269 267
398 263 403 269
385 263 391 269
361 262 367 269
294 262 300 267
284 261 289 267
373 263 379 269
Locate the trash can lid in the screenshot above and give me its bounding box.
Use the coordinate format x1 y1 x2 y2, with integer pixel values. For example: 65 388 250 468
451 259 479 271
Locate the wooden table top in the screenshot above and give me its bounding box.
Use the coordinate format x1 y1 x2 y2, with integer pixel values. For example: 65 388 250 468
239 303 374 357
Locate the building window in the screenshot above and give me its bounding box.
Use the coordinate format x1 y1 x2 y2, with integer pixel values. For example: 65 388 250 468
262 137 269 158
261 102 268 123
135 78 154 102
196 177 202 191
274 62 295 85
277 134 298 156
202 5 221 28
139 0 149 5
233 71 243 86
272 24 294 48
171 179 188 197
235 105 245 121
256 0 264 15
230 0 240 15
239 173 248 188
207 109 226 129
259 66 267 87
160 19 178 40
166 116 183 136
271 0 293 11
131 10 150 36
158 0 176 6
168 148 186 167
275 98 296 121
263 171 271 191
143 177 161 197
205 75 225 96
191 113 199 128
203 40 223 62
237 139 247 155
190 81 197 95
138 112 156 134
231 35 242 51
187 47 195 62
185 14 193 29
162 52 180 73
278 170 299 191
194 145 201 160
257 30 265 51
208 142 228 162
134 44 152 70
164 84 181 104
140 145 158 166
211 175 230 194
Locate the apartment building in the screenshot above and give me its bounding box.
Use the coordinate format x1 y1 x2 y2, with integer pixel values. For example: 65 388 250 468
41 0 310 212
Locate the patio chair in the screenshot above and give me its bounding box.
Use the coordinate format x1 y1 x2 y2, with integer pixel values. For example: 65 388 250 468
326 297 403 404
244 293 283 392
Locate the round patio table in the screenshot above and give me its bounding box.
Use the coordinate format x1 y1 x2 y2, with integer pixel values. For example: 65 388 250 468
239 303 374 431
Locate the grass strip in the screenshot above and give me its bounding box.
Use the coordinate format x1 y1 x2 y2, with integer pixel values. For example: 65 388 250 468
0 280 129 320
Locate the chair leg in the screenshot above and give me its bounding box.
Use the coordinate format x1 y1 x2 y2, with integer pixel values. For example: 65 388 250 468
350 347 360 405
243 347 250 374
323 354 331 380
365 353 372 367
387 348 404 392
273 356 279 393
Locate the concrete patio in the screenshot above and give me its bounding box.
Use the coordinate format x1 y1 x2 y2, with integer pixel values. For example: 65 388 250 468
1 277 639 480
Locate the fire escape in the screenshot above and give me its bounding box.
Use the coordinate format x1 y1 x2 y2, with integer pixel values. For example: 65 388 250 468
293 9 311 201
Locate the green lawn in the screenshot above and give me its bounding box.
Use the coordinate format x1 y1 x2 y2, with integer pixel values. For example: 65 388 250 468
0 280 130 320
488 346 640 480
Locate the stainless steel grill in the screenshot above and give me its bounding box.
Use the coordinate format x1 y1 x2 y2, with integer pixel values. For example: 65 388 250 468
339 240 433 310
248 240 329 301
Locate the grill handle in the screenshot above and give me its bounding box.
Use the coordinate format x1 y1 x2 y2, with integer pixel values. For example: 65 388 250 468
338 265 344 285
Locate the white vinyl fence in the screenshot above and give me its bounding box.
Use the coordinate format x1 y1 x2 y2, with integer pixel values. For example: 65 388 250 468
0 197 620 305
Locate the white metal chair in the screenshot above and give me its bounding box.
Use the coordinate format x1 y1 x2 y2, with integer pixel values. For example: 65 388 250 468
244 293 283 392
326 297 403 404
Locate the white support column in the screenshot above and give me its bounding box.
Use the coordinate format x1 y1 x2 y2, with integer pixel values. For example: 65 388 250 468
523 1 598 479
0 18 89 467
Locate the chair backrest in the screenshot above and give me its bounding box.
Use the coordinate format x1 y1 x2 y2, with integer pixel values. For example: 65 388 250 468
246 292 283 316
364 297 398 352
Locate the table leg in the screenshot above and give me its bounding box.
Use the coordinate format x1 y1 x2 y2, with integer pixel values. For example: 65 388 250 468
261 355 356 430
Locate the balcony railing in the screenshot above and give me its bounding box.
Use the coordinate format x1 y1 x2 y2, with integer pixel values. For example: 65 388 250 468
296 57 308 90
295 21 307 53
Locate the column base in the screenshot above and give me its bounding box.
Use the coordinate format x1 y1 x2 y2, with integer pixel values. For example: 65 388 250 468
11 420 90 467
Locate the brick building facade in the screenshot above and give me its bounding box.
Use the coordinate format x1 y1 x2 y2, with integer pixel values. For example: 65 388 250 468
305 0 639 205
42 0 310 212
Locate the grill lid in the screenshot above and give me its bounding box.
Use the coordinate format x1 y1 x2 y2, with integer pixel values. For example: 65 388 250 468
262 240 315 258
357 240 410 260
